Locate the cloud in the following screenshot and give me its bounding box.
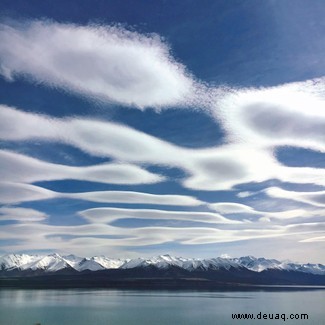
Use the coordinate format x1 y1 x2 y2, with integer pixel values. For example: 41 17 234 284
0 21 324 186
209 202 258 214
68 191 202 206
0 20 201 108
0 207 48 222
0 105 60 141
0 104 183 164
0 149 163 185
0 220 293 249
0 108 282 192
0 181 202 207
0 211 323 256
79 207 242 224
237 191 255 198
300 236 325 243
1 104 325 192
214 78 325 152
0 182 56 204
265 187 325 208
209 201 325 222
0 20 324 261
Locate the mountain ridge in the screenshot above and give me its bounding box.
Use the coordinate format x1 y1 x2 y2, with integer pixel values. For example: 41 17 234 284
1 253 324 275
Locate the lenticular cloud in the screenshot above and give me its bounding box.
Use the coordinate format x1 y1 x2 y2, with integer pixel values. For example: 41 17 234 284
214 78 325 152
0 20 196 108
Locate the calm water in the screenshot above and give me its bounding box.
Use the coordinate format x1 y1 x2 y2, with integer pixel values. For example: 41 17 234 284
0 288 324 325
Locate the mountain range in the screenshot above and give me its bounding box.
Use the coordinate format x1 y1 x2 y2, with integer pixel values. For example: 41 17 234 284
1 253 325 288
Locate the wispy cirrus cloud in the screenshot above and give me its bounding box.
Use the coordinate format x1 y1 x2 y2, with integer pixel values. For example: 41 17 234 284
0 20 203 108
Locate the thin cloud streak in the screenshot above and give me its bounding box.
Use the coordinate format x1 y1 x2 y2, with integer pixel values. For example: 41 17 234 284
0 149 164 185
79 207 242 224
0 181 202 207
1 218 321 249
265 187 325 208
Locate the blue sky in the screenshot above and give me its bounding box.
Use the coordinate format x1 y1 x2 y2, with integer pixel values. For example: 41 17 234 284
0 0 324 262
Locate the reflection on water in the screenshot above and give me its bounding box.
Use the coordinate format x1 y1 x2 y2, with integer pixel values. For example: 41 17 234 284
0 288 324 325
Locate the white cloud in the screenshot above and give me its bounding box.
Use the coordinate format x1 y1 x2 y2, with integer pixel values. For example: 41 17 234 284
0 20 324 261
0 181 202 207
209 202 258 214
0 108 280 191
0 182 56 204
68 191 202 206
0 213 323 257
0 207 48 222
79 207 242 224
214 78 325 152
265 187 325 207
300 236 325 243
1 105 325 192
237 191 254 198
209 201 325 222
0 104 183 163
0 149 163 185
0 220 294 248
0 20 200 109
0 105 61 141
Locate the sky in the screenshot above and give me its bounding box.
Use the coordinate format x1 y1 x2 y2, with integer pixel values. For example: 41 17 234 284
0 0 324 263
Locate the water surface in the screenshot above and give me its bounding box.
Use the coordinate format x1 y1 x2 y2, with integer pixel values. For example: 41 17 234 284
0 288 324 324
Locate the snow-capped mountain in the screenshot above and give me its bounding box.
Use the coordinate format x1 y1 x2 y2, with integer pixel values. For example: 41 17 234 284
232 256 325 275
120 255 242 271
92 256 125 269
0 253 324 276
233 256 283 272
22 253 74 272
121 255 185 269
0 253 41 271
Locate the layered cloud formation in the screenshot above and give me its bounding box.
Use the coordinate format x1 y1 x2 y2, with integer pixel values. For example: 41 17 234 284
0 19 324 261
1 104 325 191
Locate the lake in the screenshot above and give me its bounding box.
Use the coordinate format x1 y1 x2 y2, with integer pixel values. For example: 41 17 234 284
0 288 324 324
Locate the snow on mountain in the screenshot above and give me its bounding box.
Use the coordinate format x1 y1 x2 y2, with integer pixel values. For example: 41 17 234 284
233 256 282 272
20 253 71 272
121 255 188 269
75 258 106 271
92 256 125 269
201 257 242 271
0 253 324 275
120 255 242 271
231 256 325 275
277 262 325 275
62 254 84 269
0 254 40 271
